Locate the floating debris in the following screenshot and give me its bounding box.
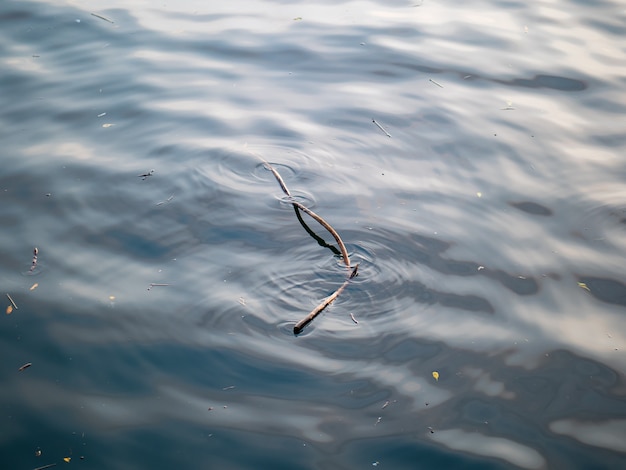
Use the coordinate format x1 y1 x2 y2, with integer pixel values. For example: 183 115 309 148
30 283 39 291
63 457 71 462
6 305 13 315
33 464 57 470
350 312 358 324
578 282 590 292
138 169 155 180
432 371 440 381
261 158 359 334
91 12 114 23
429 78 444 88
381 400 390 409
6 293 18 310
29 247 38 272
155 194 174 206
102 123 114 128
147 283 169 291
19 362 32 371
294 264 359 334
97 112 106 117
372 119 391 138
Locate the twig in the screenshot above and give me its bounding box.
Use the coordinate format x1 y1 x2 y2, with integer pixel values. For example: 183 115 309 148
260 159 350 268
147 283 169 291
6 293 18 310
261 162 291 197
19 362 32 371
290 200 351 268
91 13 114 23
350 312 358 324
294 264 358 334
429 78 443 88
33 464 57 470
372 119 391 138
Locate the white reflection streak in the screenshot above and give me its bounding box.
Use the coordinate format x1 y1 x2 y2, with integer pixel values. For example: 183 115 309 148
429 429 546 470
550 419 626 453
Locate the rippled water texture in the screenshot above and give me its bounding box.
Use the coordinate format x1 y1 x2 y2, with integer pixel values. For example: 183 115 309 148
2 0 626 468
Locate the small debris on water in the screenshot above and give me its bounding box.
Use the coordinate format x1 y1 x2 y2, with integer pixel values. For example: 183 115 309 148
30 283 39 291
155 194 174 206
222 385 235 391
19 362 32 371
578 282 590 292
91 12 114 23
429 78 443 88
33 464 57 470
350 312 358 324
147 283 169 290
138 169 155 179
432 371 439 381
6 305 12 315
6 293 18 310
29 247 39 273
102 123 114 128
97 112 106 117
372 119 391 138
428 426 435 434
381 400 390 409
238 297 246 306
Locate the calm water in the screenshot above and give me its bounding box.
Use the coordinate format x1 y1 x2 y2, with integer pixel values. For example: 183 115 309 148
2 0 626 468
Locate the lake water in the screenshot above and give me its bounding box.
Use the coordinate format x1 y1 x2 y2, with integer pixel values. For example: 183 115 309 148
2 0 626 468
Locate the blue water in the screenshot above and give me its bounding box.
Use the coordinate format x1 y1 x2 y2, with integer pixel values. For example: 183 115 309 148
2 1 626 469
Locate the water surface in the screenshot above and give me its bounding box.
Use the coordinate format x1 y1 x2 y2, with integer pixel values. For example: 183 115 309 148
2 0 626 468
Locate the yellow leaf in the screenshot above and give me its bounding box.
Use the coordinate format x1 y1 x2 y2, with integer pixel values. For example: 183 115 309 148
63 457 71 462
30 283 39 291
578 282 590 292
432 371 439 381
6 305 12 315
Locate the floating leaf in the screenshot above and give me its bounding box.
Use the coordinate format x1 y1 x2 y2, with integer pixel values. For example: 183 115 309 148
432 371 439 381
102 123 114 128
578 282 590 292
6 305 12 314
30 283 39 291
63 457 71 462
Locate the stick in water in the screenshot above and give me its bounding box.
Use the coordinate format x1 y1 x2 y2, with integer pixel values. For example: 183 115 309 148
260 159 350 268
294 264 358 334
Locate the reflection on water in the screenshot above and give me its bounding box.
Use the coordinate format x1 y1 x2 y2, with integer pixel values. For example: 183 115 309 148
2 0 626 468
